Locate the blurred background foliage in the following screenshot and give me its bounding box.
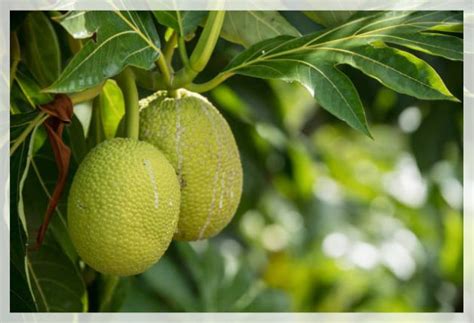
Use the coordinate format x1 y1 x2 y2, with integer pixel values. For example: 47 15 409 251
10 11 463 312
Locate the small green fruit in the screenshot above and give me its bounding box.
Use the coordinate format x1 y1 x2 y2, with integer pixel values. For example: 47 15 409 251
67 138 180 276
139 89 243 241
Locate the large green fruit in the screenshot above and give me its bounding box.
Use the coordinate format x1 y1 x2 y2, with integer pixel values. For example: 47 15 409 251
139 89 243 241
67 138 180 276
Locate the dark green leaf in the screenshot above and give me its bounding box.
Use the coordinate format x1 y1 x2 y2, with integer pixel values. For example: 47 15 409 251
120 277 165 312
375 32 463 61
14 66 53 108
10 115 47 312
220 11 301 48
48 11 160 93
23 150 79 264
137 241 290 312
142 257 198 311
21 12 61 87
304 11 356 27
224 11 461 135
86 97 106 149
27 232 87 312
322 43 457 101
153 11 207 36
98 275 129 312
10 110 85 313
10 255 36 312
67 114 89 164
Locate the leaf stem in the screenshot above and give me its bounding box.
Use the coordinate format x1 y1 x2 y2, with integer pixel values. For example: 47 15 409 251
10 112 48 156
189 11 226 72
172 11 226 89
115 68 139 140
178 36 190 67
156 50 172 89
163 30 178 70
185 72 234 93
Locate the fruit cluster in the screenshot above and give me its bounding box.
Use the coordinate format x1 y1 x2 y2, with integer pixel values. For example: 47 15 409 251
67 90 243 276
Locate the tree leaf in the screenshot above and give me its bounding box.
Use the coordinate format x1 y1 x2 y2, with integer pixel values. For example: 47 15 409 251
304 11 356 27
99 80 125 139
220 11 301 48
153 11 207 36
10 66 52 157
141 256 198 311
24 149 79 264
98 275 129 312
373 32 463 61
224 11 462 136
14 66 53 109
137 241 289 312
10 251 36 312
10 114 45 312
67 114 89 164
27 232 87 312
47 11 160 93
21 12 61 87
321 43 457 101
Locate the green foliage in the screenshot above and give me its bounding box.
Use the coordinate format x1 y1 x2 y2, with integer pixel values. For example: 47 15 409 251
220 11 301 48
153 11 207 36
20 12 61 87
121 242 290 312
225 11 461 135
304 11 356 27
10 9 463 313
48 11 161 93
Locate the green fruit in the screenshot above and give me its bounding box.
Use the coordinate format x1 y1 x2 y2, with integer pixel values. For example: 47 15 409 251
67 138 180 276
139 89 243 241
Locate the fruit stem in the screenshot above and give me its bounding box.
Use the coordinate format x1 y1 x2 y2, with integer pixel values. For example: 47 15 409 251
185 72 234 93
115 68 139 140
171 11 226 89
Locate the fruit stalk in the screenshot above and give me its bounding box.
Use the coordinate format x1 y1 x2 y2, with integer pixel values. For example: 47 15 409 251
172 11 226 89
115 68 139 140
185 72 234 93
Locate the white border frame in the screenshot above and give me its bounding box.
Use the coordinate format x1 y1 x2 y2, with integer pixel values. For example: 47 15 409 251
0 1 472 322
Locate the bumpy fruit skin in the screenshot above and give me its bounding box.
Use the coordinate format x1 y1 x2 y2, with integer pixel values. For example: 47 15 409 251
139 89 243 241
67 138 180 276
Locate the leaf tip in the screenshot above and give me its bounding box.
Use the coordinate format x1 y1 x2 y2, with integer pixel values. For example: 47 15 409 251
449 95 462 103
361 126 374 140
